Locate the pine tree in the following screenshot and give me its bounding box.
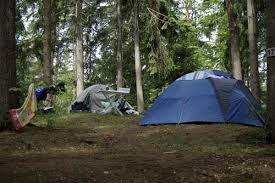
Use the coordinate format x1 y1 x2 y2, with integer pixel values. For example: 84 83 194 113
116 0 123 88
247 0 260 100
134 0 144 113
266 0 275 142
42 0 53 85
0 0 16 125
75 0 84 96
225 0 242 80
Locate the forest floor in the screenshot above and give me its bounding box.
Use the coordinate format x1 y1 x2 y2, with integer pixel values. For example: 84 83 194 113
0 113 275 183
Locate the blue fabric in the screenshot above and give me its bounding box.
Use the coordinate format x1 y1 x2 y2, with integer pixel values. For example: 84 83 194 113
225 84 264 127
35 87 47 101
141 80 224 125
141 71 265 127
212 70 235 79
177 70 234 80
209 78 237 114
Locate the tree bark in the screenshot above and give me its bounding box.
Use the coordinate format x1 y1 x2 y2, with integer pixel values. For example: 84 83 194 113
0 0 16 125
184 0 190 21
116 0 123 88
134 0 144 113
75 0 84 96
43 0 53 85
52 0 61 77
225 0 242 80
266 0 275 143
247 0 261 100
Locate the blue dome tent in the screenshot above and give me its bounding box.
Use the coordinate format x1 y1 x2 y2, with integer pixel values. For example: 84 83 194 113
141 70 265 127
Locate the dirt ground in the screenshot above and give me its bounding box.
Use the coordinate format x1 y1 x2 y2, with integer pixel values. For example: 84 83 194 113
0 113 275 183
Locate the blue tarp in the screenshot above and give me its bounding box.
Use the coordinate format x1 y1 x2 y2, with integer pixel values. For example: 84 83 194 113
141 70 265 127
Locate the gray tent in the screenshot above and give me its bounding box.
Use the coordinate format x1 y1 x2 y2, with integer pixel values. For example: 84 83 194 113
69 84 136 114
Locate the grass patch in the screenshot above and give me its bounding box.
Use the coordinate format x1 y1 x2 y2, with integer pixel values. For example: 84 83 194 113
32 112 141 129
148 134 188 148
3 113 275 157
196 143 275 155
143 125 275 155
145 130 191 152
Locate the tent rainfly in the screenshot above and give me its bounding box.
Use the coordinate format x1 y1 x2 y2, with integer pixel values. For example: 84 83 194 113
141 70 265 127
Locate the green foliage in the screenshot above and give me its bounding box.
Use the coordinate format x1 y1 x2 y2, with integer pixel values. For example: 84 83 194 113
14 0 210 109
15 0 268 110
198 0 230 70
52 71 76 113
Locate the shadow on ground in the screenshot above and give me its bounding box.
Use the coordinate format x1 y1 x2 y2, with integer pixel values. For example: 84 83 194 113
0 113 274 183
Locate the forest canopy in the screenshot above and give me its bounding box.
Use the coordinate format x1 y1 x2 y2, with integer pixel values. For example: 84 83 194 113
14 0 266 104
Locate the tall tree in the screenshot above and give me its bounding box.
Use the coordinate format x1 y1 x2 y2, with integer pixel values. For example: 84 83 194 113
42 0 53 85
75 0 84 96
225 0 242 80
266 0 275 142
116 0 123 88
134 0 144 113
247 0 260 100
0 0 16 125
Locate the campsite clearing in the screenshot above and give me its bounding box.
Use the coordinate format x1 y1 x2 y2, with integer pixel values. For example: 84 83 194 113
0 113 275 183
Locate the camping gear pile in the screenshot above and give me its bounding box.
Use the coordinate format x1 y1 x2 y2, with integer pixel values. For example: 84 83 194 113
9 82 66 130
35 81 66 112
69 84 138 115
141 70 265 127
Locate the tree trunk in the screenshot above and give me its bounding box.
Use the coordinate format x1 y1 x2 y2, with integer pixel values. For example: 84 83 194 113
184 0 190 21
0 0 16 125
116 0 123 88
75 0 84 96
266 0 275 143
247 0 261 100
43 0 53 85
52 0 61 77
134 0 144 113
225 0 242 80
